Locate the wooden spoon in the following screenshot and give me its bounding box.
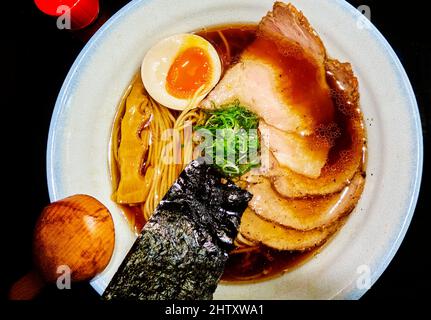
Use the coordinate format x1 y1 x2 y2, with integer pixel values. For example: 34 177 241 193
9 194 115 300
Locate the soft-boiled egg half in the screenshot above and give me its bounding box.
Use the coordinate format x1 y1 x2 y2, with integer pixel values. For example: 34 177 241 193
141 34 222 111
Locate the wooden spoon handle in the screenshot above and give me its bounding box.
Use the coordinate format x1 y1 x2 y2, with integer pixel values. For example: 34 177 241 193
9 270 45 300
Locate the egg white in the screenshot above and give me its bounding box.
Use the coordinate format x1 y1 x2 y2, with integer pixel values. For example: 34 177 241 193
141 34 222 111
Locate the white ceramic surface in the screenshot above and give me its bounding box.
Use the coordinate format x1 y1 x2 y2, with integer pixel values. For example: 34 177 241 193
47 0 423 299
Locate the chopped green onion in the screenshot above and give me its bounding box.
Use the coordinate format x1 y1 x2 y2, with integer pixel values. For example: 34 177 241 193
194 100 261 177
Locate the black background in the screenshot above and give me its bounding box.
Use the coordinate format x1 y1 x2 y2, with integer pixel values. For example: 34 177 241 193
4 0 430 301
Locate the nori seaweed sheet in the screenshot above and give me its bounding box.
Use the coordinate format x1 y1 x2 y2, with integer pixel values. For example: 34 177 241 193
103 159 252 300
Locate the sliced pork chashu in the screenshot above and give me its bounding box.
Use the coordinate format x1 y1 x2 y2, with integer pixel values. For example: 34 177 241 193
247 172 365 231
270 59 365 198
258 2 326 64
201 2 335 135
259 121 330 178
239 208 342 251
242 54 365 198
207 3 366 253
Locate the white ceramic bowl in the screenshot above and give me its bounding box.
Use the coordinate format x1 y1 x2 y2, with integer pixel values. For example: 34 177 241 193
47 0 423 299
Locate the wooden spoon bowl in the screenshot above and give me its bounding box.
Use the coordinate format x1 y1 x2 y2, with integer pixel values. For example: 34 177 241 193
9 194 115 299
34 194 115 282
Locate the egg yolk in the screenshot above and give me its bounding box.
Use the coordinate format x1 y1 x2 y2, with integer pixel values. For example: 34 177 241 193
166 47 212 99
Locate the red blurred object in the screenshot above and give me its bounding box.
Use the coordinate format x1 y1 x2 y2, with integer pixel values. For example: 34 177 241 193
34 0 100 30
